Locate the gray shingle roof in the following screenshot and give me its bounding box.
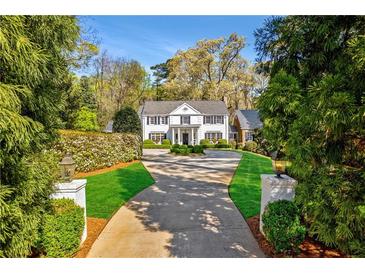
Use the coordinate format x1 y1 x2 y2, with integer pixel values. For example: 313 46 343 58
235 110 263 130
140 100 229 115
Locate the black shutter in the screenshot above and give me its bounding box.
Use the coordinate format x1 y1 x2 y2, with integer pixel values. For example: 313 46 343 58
180 116 182 124
158 116 160 125
203 116 205 124
149 133 151 139
164 133 167 139
147 116 149 125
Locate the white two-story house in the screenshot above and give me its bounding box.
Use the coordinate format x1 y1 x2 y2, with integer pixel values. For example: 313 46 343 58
139 100 230 145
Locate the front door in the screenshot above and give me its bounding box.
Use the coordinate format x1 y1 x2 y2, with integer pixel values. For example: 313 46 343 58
182 133 189 145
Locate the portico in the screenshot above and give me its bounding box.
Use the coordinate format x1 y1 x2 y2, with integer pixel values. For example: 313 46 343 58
171 125 199 145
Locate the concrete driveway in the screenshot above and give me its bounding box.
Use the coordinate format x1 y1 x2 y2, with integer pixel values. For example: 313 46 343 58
87 149 265 258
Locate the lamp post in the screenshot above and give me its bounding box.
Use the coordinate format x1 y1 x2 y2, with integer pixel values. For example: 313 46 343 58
271 150 287 178
60 153 75 182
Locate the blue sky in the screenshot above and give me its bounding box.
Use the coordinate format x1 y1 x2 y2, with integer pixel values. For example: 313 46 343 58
82 16 269 75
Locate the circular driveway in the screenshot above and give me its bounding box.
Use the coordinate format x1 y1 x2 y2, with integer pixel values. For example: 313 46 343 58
87 149 265 258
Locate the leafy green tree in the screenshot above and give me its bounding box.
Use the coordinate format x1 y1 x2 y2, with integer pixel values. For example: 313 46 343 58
0 16 95 257
73 106 99 131
255 16 365 256
112 106 141 135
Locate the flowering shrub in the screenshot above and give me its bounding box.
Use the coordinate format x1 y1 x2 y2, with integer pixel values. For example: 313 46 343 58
52 130 142 172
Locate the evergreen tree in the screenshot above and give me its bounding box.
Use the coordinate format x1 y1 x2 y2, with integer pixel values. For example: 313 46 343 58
0 16 96 257
255 16 365 256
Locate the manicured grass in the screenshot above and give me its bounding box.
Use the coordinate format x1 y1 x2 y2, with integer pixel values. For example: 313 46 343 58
229 151 273 218
84 162 154 219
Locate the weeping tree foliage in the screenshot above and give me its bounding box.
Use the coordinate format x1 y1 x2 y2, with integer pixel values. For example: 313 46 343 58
0 16 96 257
255 16 365 256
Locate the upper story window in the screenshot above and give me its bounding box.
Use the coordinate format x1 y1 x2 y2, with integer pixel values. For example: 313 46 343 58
160 116 168 125
181 116 190 125
149 116 157 124
215 116 224 124
204 115 224 124
147 116 168 125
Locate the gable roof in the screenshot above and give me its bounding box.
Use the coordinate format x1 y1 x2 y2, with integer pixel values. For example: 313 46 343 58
140 100 229 115
235 109 263 130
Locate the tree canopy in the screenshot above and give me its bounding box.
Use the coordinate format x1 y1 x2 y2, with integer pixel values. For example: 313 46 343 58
255 16 365 256
0 15 96 257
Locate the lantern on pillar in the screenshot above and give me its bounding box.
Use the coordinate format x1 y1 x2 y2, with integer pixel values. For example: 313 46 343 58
60 153 75 182
271 150 287 178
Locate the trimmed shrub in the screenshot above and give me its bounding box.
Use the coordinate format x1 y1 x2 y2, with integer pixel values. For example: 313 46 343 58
162 139 171 145
215 144 231 148
172 144 180 149
143 144 171 149
143 139 154 144
113 106 142 135
218 139 228 144
244 141 258 152
52 130 142 172
187 144 194 148
180 145 188 149
40 199 84 258
73 106 99 131
200 139 210 145
192 145 204 153
262 200 306 254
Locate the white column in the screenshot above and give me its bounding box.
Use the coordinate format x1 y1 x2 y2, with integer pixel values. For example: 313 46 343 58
260 174 297 234
178 128 181 145
172 128 175 144
191 128 193 145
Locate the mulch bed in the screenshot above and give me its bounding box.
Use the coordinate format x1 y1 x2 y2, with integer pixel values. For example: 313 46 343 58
74 217 108 258
246 215 345 258
74 160 140 178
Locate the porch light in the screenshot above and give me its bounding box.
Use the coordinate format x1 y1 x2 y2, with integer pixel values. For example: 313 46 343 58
271 150 287 178
60 153 75 182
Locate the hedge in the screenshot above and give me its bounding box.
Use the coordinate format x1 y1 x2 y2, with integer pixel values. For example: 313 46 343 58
40 198 84 257
143 144 171 149
52 130 142 172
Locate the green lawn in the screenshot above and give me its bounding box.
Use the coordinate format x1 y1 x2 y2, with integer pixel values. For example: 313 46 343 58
229 151 273 218
84 162 154 219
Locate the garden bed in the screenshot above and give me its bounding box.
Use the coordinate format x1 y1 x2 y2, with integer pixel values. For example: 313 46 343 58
74 217 108 258
246 215 345 258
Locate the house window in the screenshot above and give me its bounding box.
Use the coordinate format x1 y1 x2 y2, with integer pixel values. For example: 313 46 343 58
149 116 157 125
245 131 254 141
215 116 223 124
160 116 168 125
181 116 190 125
205 132 223 143
149 132 166 144
204 115 224 124
204 116 213 124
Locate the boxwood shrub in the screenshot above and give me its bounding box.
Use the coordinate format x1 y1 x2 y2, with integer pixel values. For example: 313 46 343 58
162 139 171 145
40 198 84 258
52 130 142 172
143 139 154 144
262 200 306 254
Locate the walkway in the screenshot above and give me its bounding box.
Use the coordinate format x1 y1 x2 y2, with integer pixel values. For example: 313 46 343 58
87 149 265 258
